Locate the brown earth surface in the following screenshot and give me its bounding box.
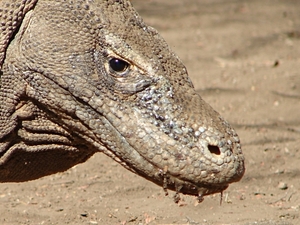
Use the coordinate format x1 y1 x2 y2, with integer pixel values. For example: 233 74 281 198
1 0 300 224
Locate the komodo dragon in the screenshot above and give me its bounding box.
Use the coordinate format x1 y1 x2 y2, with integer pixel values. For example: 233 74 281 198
0 0 245 202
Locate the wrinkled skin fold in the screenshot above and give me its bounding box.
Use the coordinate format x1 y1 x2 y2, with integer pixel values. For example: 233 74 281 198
0 0 245 200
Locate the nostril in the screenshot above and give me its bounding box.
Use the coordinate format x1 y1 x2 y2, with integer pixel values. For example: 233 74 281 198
208 145 221 155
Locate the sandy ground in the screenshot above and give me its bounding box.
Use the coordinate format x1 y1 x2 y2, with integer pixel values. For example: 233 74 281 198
1 0 300 224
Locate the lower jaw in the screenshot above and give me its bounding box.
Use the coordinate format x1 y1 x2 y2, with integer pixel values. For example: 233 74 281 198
139 169 230 202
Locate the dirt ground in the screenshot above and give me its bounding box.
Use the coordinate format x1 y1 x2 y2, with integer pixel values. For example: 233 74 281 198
1 0 300 224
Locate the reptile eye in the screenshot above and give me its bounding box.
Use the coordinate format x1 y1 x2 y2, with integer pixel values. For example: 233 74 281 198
109 58 129 73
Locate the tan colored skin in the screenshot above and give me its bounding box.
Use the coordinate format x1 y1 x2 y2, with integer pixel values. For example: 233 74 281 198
0 0 244 201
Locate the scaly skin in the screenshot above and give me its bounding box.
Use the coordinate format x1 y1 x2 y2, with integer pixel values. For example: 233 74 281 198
0 0 244 201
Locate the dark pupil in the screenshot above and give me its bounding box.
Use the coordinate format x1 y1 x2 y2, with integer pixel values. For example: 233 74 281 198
109 58 129 72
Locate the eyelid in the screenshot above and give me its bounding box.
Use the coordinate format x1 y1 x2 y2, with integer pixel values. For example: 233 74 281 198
105 51 147 76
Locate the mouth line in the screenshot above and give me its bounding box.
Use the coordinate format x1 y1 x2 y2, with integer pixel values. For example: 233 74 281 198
103 132 231 199
156 163 230 196
98 115 237 196
96 113 244 199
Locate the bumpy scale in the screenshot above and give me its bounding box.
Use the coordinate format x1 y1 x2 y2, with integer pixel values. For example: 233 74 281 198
0 0 245 201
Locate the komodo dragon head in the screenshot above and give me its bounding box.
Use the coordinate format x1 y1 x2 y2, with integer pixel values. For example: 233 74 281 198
0 0 244 201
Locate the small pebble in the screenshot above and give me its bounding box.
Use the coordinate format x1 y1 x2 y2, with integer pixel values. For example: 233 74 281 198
275 169 284 174
278 182 288 190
